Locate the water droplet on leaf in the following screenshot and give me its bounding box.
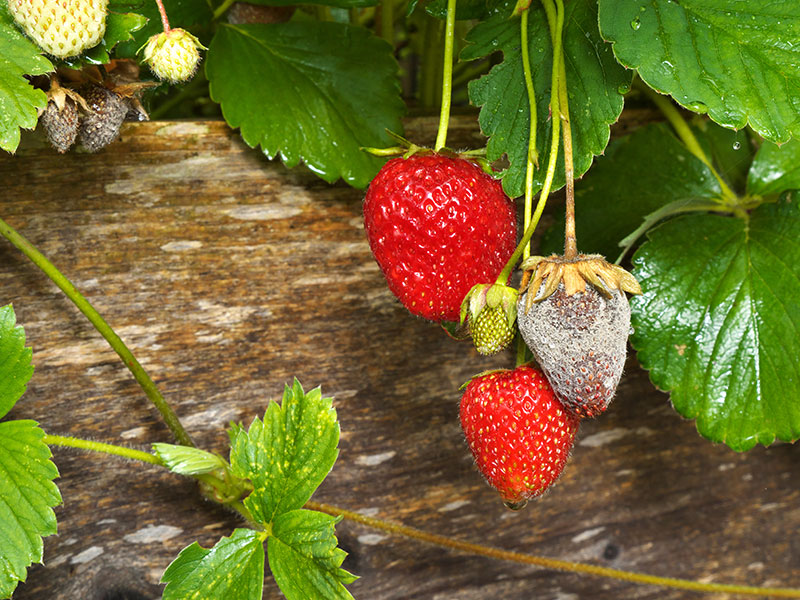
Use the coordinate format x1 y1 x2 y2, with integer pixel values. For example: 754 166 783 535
630 17 641 30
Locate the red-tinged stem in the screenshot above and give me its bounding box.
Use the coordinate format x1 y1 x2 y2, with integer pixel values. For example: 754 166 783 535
154 0 171 32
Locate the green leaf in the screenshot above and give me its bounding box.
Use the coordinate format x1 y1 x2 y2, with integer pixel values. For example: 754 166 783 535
79 12 148 65
540 123 722 259
0 304 34 420
0 420 61 598
206 22 404 188
114 0 213 58
0 7 52 152
598 0 800 143
244 0 378 8
630 197 800 451
230 380 340 525
152 443 227 476
463 0 630 198
268 509 356 600
162 528 265 600
421 0 492 20
747 138 800 197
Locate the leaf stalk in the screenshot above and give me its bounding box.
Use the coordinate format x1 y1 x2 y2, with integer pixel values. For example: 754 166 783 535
0 217 195 448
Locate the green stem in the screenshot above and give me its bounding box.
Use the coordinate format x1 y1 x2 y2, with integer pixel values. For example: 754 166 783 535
520 9 538 261
380 0 393 45
44 434 164 466
636 82 739 205
550 0 576 260
212 0 236 20
0 217 194 448
494 3 563 286
434 0 457 152
308 500 800 598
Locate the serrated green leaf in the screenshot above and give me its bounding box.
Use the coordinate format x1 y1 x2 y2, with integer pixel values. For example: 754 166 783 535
230 380 339 525
0 7 52 152
0 420 61 598
268 509 356 600
114 0 213 58
463 0 630 198
206 22 404 188
422 0 492 20
0 305 34 419
540 123 722 259
630 197 800 451
747 138 800 197
162 528 265 600
598 0 800 144
152 443 227 476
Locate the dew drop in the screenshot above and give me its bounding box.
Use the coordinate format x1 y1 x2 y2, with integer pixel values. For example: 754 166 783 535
732 141 741 150
617 83 631 95
630 17 641 30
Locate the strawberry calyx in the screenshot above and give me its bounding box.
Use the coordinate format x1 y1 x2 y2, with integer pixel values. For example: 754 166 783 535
519 253 641 315
362 131 493 173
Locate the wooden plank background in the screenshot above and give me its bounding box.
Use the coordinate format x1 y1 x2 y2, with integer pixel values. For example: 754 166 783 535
1 115 798 600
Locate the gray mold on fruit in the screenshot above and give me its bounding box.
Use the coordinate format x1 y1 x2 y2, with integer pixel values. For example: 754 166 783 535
517 283 631 418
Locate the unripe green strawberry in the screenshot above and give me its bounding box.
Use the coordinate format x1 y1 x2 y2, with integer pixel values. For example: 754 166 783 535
460 365 579 508
7 0 108 58
460 282 518 355
142 28 205 83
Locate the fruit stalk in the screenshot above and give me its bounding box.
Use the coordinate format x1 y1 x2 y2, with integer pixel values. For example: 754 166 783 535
154 0 172 31
520 8 538 261
493 1 564 287
434 0 457 151
0 217 195 448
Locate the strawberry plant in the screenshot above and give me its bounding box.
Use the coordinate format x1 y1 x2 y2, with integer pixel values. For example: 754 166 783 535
2 0 800 598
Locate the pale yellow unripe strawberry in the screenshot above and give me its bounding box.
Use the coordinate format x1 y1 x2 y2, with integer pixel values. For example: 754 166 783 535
142 28 205 83
7 0 108 58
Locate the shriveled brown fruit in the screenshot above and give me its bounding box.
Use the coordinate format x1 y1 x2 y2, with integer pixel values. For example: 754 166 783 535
77 85 128 152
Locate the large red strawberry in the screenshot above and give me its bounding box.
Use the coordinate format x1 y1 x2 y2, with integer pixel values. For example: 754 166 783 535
459 365 579 509
363 153 517 322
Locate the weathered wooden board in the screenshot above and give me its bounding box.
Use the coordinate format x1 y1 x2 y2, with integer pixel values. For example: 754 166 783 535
1 115 797 600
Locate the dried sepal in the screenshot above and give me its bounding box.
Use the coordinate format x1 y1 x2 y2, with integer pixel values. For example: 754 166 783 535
519 253 641 311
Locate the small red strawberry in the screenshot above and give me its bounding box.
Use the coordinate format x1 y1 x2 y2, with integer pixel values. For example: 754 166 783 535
363 153 517 322
517 254 641 418
460 365 579 509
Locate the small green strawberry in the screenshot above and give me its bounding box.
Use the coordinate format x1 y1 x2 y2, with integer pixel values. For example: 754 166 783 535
460 365 579 509
460 283 518 355
7 0 108 58
141 28 206 83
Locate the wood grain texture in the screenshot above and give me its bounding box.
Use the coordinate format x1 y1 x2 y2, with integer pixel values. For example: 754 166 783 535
1 115 797 600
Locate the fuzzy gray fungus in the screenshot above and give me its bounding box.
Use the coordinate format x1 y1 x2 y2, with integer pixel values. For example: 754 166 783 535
517 283 631 418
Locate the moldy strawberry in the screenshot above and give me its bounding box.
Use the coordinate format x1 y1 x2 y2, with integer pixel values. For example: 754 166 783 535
517 254 641 418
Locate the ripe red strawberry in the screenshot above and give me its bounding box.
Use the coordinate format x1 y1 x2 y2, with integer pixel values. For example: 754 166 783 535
460 365 579 509
363 154 517 322
517 254 640 418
